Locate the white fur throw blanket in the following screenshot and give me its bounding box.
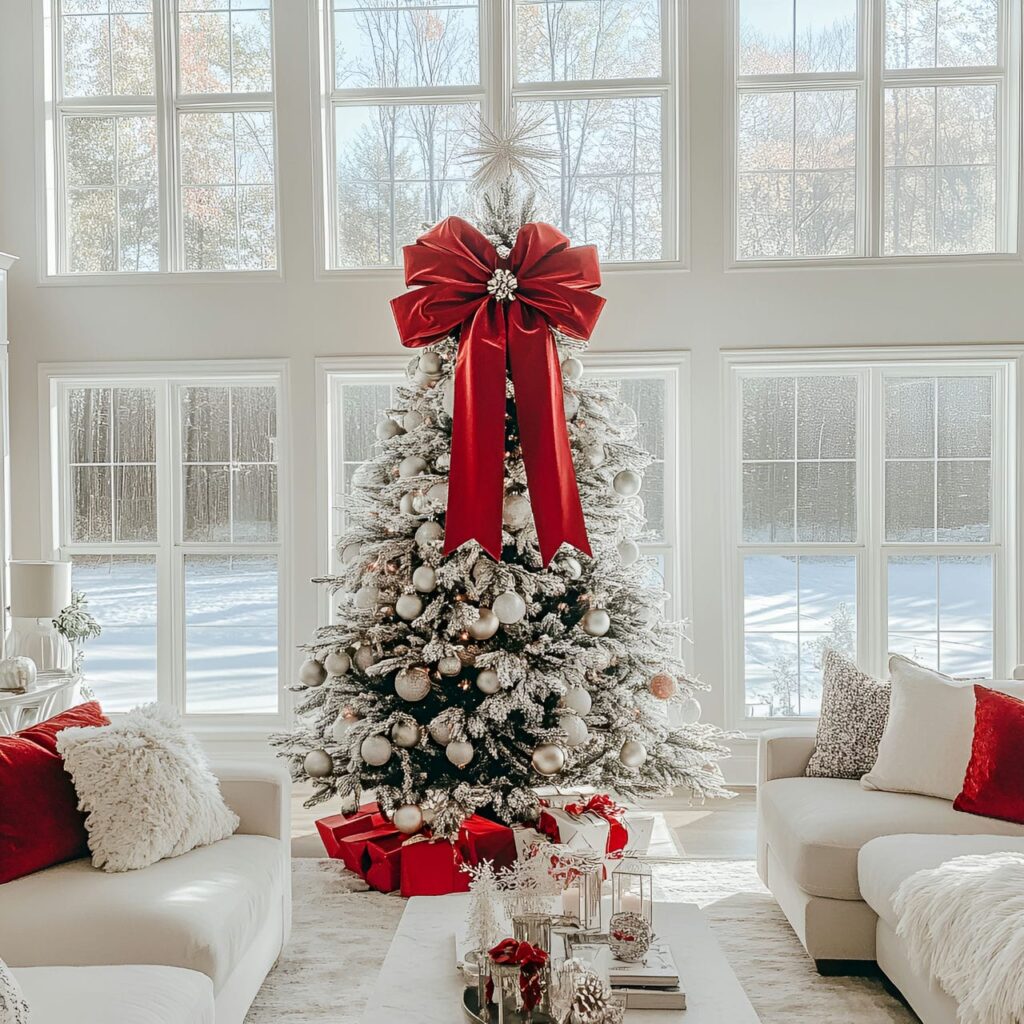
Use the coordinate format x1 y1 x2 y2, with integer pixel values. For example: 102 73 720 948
893 852 1024 1024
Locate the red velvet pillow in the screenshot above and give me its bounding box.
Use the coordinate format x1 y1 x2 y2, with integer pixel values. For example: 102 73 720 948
0 701 108 883
954 685 1024 824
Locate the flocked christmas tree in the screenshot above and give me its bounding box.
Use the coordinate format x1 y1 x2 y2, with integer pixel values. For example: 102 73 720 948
273 120 730 838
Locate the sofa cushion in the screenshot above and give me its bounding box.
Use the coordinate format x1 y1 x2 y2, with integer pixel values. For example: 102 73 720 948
0 834 281 990
13 965 214 1024
759 777 1024 900
858 833 1024 930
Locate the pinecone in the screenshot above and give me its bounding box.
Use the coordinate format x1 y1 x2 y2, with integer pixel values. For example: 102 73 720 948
571 970 612 1024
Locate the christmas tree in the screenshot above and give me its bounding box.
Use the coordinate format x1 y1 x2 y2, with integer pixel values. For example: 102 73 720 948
273 124 730 838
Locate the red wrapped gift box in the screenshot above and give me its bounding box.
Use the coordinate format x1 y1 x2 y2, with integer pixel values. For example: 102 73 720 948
365 833 405 893
315 802 385 859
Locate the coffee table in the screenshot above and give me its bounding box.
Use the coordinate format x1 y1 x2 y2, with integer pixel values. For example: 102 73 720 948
360 894 760 1023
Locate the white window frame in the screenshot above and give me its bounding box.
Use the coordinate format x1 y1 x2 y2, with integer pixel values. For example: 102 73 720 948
311 0 685 277
726 0 1023 268
721 345 1022 729
315 351 692 632
39 359 292 734
36 0 282 284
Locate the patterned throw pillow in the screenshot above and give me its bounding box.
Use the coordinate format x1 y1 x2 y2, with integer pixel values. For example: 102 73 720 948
805 650 890 779
0 958 30 1024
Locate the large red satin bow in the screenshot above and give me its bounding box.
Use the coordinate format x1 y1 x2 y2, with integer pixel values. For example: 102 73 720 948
390 216 605 566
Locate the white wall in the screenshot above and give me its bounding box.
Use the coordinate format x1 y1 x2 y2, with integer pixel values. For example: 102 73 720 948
2 0 1024 783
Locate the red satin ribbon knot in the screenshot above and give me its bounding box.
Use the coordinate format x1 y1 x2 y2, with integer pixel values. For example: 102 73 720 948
390 216 605 566
487 938 549 1011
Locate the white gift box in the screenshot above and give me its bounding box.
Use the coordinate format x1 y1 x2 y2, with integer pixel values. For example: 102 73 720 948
622 810 655 856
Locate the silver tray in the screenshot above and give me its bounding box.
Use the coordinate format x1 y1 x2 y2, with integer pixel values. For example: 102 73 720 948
461 986 557 1023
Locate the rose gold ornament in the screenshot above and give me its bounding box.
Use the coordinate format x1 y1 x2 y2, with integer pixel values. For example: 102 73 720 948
649 672 677 700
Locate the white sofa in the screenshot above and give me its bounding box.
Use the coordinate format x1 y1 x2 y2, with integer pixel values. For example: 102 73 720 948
0 761 291 1024
757 728 1024 1022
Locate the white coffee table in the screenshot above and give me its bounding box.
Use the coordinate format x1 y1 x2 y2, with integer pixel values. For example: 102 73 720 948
360 894 760 1023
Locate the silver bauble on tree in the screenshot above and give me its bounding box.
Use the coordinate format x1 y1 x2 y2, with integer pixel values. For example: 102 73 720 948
299 658 327 687
399 455 427 478
617 538 640 566
415 521 443 546
476 668 501 694
418 350 443 375
469 608 500 640
619 739 647 768
403 408 425 431
353 645 376 672
429 719 453 746
560 685 592 716
354 585 379 610
582 607 611 637
561 556 582 580
412 565 436 592
492 591 526 624
446 740 474 768
342 541 362 564
399 492 417 515
376 418 403 441
613 469 642 496
324 650 351 676
426 482 448 504
392 720 421 748
586 445 605 468
393 804 425 835
502 493 532 531
560 714 590 748
360 735 393 766
304 749 333 778
561 355 584 381
330 714 353 744
438 655 462 677
395 667 431 702
531 743 566 776
679 696 702 724
395 593 424 621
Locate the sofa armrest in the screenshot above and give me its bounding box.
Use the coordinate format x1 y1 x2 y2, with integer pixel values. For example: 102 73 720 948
757 727 817 785
212 760 291 841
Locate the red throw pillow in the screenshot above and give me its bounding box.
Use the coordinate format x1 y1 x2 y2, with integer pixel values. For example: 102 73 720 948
954 685 1024 824
0 701 108 883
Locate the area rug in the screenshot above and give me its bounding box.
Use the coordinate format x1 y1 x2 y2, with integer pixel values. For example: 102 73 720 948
246 858 915 1023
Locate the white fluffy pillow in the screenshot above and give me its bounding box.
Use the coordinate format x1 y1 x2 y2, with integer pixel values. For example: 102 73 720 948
861 656 1024 801
56 703 239 872
0 959 30 1024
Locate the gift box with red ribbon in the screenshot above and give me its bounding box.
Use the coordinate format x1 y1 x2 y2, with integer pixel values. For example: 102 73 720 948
537 794 630 859
315 802 385 859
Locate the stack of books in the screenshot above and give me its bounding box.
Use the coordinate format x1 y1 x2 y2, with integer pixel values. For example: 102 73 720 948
609 943 686 1010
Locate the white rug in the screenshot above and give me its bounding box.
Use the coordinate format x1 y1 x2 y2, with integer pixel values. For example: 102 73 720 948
246 858 916 1023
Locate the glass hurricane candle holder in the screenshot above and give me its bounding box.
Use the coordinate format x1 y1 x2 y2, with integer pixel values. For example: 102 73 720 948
513 913 553 954
464 949 491 1023
610 855 653 928
488 961 524 1024
558 860 603 934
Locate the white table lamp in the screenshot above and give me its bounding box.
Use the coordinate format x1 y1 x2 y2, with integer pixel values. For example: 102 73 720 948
6 561 73 672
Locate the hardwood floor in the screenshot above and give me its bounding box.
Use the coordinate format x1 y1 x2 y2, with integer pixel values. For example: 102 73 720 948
289 785 757 860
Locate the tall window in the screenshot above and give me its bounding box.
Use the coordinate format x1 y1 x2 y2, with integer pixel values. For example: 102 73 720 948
45 0 278 275
319 0 678 269
733 0 1020 261
47 368 287 719
726 352 1015 721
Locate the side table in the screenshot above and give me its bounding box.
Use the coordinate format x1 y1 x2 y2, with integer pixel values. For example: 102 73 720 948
0 674 80 734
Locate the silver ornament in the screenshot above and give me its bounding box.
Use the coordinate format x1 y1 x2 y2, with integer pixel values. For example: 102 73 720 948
492 591 526 625
412 565 436 592
561 713 590 748
353 645 376 672
429 719 453 746
582 607 611 637
419 350 443 375
442 378 456 417
679 696 702 725
392 720 421 748
395 593 424 621
562 556 582 580
438 655 462 677
608 911 653 962
502 493 532 531
360 735 393 766
399 455 427 478
426 482 448 505
476 669 501 694
330 715 352 743
303 749 333 778
395 667 431 702
415 521 444 546
412 494 428 514
324 651 351 676
563 391 580 420
376 418 403 441
298 658 327 687
399 492 418 515
403 408 425 431
354 585 379 610
613 469 642 497
561 355 584 381
586 445 605 468
469 608 500 640
342 541 362 564
446 740 474 768
617 538 640 566
393 804 425 835
435 452 450 471
531 743 566 777
619 739 647 768
560 685 592 716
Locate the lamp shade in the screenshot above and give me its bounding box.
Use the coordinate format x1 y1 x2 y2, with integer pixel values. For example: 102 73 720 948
9 561 72 619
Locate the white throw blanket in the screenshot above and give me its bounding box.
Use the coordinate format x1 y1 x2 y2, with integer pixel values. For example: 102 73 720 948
894 852 1024 1024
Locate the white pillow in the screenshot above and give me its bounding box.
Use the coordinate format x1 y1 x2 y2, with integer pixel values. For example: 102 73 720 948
0 958 30 1024
56 703 239 872
861 656 1024 801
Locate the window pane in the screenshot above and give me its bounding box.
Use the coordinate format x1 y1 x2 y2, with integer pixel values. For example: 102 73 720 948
334 102 474 269
113 465 156 541
184 464 231 541
886 0 998 70
185 554 278 714
796 462 856 541
743 376 795 460
938 376 991 457
233 464 278 541
72 554 158 712
743 463 795 542
178 1 272 94
885 460 935 541
113 387 156 462
744 554 856 718
937 459 991 541
335 0 479 89
340 382 396 463
182 386 231 462
69 386 112 464
796 375 857 459
72 465 113 542
520 95 664 262
885 376 935 458
515 0 660 83
740 0 857 75
61 3 155 98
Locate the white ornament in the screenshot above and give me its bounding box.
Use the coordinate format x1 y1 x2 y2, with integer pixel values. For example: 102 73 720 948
563 392 580 420
679 696 702 725
298 658 327 687
412 565 436 592
419 350 443 375
330 715 352 744
399 492 418 515
469 608 500 640
376 418 403 441
395 667 431 702
446 740 475 768
416 521 444 546
476 669 501 694
396 593 424 621
613 469 642 497
427 482 448 505
324 651 351 676
531 743 566 777
353 645 376 672
560 685 592 716
399 456 427 478
586 445 606 468
618 538 640 566
492 591 526 625
392 721 421 748
342 541 362 564
360 735 393 767
561 356 584 381
438 655 462 677
429 720 453 746
403 409 425 431
619 739 647 768
412 494 428 514
562 556 582 580
355 585 379 610
582 607 611 637
0 656 35 691
560 714 590 748
393 804 425 835
502 493 532 531
435 452 451 472
442 379 456 417
304 749 334 778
